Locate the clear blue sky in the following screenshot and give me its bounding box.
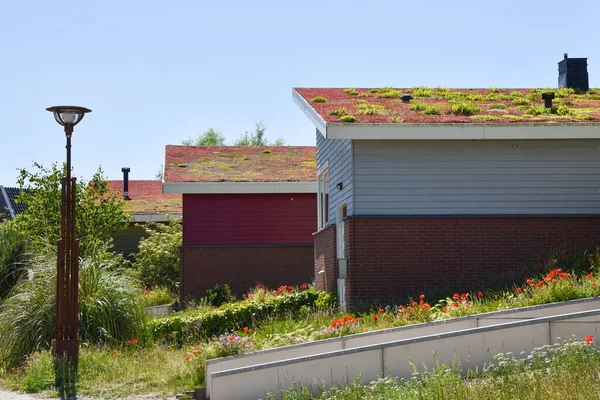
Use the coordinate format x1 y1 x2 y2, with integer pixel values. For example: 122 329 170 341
1 0 598 186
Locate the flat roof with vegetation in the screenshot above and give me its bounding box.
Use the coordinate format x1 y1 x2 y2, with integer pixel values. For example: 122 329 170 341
294 87 600 124
164 145 316 183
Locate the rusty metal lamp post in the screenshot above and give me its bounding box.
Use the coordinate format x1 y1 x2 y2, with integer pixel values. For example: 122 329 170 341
46 105 92 362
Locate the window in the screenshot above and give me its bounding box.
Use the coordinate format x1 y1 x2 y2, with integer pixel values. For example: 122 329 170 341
317 164 329 230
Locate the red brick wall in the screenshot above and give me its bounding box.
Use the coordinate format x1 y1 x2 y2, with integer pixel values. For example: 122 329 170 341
345 216 600 307
313 225 336 292
180 245 314 301
183 193 316 245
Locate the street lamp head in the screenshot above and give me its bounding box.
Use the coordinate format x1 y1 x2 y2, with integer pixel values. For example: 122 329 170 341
46 106 92 128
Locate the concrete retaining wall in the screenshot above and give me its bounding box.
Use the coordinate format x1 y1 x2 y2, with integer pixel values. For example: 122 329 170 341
205 297 600 398
210 308 600 400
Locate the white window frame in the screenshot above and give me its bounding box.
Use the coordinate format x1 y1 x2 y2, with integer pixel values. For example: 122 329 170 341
317 162 329 230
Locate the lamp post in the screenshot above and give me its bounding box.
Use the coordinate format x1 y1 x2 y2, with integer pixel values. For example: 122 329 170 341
46 105 91 362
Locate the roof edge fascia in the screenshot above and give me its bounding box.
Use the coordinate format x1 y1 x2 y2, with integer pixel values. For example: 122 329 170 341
163 181 317 194
292 89 327 135
325 123 600 140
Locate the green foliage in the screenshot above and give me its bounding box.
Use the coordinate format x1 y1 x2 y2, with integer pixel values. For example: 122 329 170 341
409 102 427 111
0 256 148 367
138 287 178 308
310 97 327 103
471 115 500 121
487 103 507 109
233 121 285 146
343 88 358 95
133 217 182 288
328 108 347 116
13 163 130 259
512 97 531 106
205 283 236 307
411 86 433 97
0 223 31 298
451 103 480 116
391 117 404 123
149 289 320 344
422 106 440 115
181 127 226 146
376 87 402 98
314 291 337 311
339 115 357 123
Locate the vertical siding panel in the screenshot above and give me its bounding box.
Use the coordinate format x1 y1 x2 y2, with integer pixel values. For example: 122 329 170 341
353 140 600 215
316 129 354 224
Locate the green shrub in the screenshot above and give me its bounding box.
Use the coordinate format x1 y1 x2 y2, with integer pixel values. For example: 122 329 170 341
451 103 480 116
149 289 320 344
343 88 358 95
376 87 402 98
205 283 236 307
340 115 357 123
471 115 501 121
487 103 507 109
310 97 327 103
0 256 148 367
133 216 182 288
409 102 427 111
391 117 404 123
411 87 433 98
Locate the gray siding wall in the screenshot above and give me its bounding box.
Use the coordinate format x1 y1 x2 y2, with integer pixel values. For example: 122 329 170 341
353 139 600 215
316 129 353 225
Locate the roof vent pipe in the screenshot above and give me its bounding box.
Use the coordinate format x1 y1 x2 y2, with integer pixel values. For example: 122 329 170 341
121 167 131 200
400 94 413 104
542 92 555 109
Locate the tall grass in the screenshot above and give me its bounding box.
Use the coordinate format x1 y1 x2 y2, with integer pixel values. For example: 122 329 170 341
272 338 600 399
0 254 148 367
0 222 32 299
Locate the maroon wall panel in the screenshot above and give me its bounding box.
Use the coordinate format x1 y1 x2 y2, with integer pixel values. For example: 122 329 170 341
183 193 317 245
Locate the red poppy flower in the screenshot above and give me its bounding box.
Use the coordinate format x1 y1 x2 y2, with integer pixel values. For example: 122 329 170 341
373 315 378 322
460 293 467 299
586 335 593 344
378 307 384 313
110 351 115 356
477 291 483 298
132 338 138 344
453 293 460 300
515 287 523 294
243 327 249 333
419 294 425 300
185 355 191 361
587 274 593 279
452 302 459 307
192 350 198 355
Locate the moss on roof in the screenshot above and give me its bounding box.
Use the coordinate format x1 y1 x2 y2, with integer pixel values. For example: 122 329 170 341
106 180 181 214
164 146 316 183
294 87 600 124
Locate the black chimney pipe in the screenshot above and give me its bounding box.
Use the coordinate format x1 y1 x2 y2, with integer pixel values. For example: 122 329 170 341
121 167 131 200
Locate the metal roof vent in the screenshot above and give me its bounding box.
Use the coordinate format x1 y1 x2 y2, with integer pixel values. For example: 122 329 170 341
400 94 413 104
121 167 131 200
542 92 555 108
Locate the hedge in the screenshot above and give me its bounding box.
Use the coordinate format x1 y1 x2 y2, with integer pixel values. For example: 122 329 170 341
148 289 321 344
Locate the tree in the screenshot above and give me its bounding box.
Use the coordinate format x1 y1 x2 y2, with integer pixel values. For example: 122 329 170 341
13 162 130 258
233 121 285 146
181 127 226 146
132 216 182 288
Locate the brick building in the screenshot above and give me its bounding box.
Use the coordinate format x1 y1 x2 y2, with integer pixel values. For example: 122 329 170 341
293 80 600 309
163 145 317 301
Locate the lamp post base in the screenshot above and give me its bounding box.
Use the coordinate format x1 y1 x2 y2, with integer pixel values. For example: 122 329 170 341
52 339 79 362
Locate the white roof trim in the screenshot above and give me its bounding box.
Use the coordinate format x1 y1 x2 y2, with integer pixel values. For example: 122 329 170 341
163 181 317 194
325 123 600 140
292 89 327 135
131 213 181 222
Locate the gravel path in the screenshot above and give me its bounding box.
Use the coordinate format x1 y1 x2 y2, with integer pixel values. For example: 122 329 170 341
0 389 49 400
